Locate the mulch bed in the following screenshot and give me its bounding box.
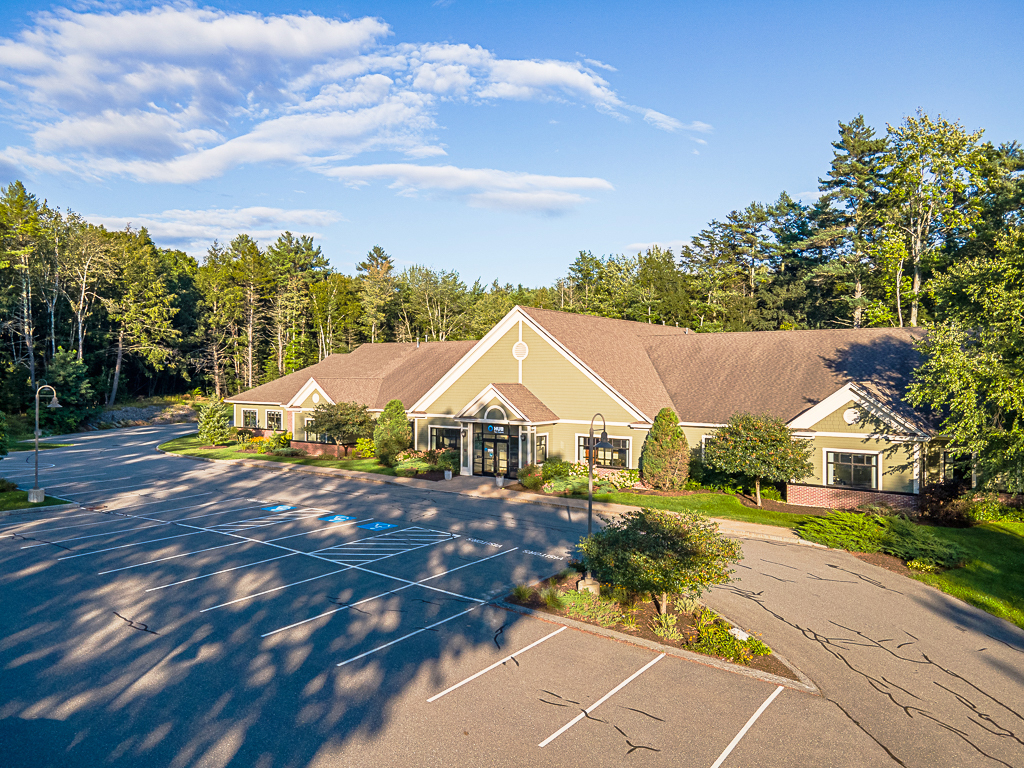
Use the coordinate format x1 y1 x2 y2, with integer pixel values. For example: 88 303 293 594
851 551 915 577
505 573 799 681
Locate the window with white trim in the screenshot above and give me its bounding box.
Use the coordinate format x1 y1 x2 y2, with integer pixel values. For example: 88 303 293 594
430 427 460 451
266 410 283 431
826 451 878 490
578 436 629 468
536 434 548 464
242 409 258 428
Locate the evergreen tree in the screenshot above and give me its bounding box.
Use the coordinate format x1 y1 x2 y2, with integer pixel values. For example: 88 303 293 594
39 347 97 434
0 411 8 457
704 413 814 506
373 398 411 466
197 398 232 445
357 245 396 343
639 408 690 490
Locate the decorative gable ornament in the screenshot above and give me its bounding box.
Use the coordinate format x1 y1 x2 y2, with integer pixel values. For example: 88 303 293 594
843 407 861 425
512 341 529 360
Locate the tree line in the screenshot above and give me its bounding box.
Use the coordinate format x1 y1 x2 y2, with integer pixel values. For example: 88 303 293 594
1 109 1021 480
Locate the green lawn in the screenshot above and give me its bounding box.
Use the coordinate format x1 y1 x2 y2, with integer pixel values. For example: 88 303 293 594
910 521 1024 631
0 490 68 512
159 432 411 476
591 491 813 529
8 442 74 452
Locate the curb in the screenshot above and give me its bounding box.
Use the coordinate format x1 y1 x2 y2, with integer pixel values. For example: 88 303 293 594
494 599 819 696
162 449 821 548
0 501 80 519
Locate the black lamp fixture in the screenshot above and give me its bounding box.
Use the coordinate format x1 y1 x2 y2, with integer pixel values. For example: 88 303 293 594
30 385 61 503
577 413 613 595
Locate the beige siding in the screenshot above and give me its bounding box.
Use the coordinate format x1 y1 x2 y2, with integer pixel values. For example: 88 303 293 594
804 436 918 493
542 422 641 468
418 417 462 451
233 404 287 431
810 400 901 435
426 322 635 424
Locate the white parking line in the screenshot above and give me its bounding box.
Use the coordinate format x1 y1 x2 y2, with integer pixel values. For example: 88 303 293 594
427 627 567 702
146 553 295 591
709 685 784 768
336 604 485 668
21 521 169 548
538 654 666 747
57 530 205 559
261 547 516 638
98 541 246 574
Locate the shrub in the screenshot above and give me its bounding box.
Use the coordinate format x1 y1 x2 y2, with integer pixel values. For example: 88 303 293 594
235 428 254 445
0 410 7 457
353 438 376 459
435 449 460 472
561 590 622 627
511 584 533 602
518 463 544 490
0 478 17 492
690 609 771 665
542 459 571 481
568 461 589 478
640 407 690 490
373 399 411 467
798 511 967 568
966 494 1024 523
272 447 305 457
307 401 375 448
197 398 232 445
540 586 565 610
606 468 641 490
39 348 99 434
577 508 741 614
650 613 685 641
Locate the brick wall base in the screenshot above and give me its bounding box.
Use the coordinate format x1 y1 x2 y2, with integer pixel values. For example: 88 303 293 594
786 484 919 512
290 440 354 458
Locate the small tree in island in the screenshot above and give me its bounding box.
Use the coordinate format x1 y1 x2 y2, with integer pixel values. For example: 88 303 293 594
577 508 741 615
373 399 412 467
307 401 375 456
640 407 690 490
703 413 813 506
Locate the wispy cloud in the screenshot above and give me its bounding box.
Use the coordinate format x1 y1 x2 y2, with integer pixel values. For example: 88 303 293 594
323 163 613 214
87 205 342 254
0 4 710 209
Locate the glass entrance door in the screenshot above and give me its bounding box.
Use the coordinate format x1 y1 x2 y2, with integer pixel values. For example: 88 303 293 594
472 426 519 477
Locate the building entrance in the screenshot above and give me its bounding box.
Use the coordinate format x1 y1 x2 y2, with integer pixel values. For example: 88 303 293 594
473 424 519 477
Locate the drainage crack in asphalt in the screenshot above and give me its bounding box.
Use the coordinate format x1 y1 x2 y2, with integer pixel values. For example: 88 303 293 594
717 584 1024 766
112 611 159 635
617 705 666 722
8 533 72 551
825 563 903 594
493 623 507 649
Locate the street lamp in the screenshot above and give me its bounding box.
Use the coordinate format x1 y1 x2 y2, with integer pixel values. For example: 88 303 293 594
29 385 61 504
578 413 614 595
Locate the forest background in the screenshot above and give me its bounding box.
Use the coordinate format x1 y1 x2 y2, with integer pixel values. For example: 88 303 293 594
2 111 1022 458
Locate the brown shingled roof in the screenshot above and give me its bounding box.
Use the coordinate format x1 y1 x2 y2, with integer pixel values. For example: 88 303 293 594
227 340 477 409
490 383 558 422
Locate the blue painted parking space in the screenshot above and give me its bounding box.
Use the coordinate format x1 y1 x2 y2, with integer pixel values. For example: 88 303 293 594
318 514 356 522
261 504 296 512
358 521 397 530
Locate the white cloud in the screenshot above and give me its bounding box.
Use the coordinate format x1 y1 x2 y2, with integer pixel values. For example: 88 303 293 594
323 163 613 213
87 205 342 254
0 4 709 206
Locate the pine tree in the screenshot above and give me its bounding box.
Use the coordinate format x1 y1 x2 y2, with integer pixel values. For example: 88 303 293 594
639 408 690 490
197 398 232 446
373 398 411 466
357 245 396 343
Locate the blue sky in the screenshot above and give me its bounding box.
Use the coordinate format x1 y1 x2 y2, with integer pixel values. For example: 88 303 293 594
1 1 1021 282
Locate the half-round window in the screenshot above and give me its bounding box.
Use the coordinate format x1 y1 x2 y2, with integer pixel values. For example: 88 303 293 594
485 406 507 421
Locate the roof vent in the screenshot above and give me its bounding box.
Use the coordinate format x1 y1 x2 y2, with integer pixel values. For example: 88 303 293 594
512 341 529 361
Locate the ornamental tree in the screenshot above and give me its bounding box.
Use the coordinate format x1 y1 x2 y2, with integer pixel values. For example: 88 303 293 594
197 398 232 446
373 399 411 467
704 413 813 506
577 508 741 614
307 401 375 454
640 407 690 490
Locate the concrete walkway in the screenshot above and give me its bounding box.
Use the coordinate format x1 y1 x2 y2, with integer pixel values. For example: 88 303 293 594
168 449 820 548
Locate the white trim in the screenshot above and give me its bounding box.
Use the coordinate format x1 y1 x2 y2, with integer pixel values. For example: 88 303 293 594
265 409 284 431
552 419 637 427
792 431 922 442
484 405 508 421
679 421 728 428
822 446 883 492
574 432 632 469
788 382 926 437
456 384 529 422
225 400 280 406
241 408 259 429
535 432 549 464
303 417 317 443
518 319 523 384
411 306 647 421
913 443 921 494
286 378 335 409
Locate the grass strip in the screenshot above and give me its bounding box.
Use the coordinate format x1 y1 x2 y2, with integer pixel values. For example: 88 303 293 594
159 432 402 476
591 492 812 529
0 491 69 512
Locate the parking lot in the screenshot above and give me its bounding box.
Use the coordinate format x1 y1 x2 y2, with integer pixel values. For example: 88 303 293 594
0 427 996 766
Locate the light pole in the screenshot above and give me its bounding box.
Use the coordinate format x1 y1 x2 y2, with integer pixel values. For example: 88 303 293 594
29 385 61 503
578 413 614 595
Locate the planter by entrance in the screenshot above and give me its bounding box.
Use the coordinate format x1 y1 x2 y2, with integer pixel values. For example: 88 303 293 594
495 475 505 488
444 469 453 481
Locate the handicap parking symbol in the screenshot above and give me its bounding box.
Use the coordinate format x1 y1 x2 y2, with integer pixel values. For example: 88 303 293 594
358 522 397 531
318 514 355 522
261 505 296 512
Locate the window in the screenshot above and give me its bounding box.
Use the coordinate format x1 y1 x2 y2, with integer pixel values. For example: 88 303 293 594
304 418 321 444
578 436 629 469
826 451 878 489
430 427 460 452
266 410 283 431
242 410 258 429
536 434 548 464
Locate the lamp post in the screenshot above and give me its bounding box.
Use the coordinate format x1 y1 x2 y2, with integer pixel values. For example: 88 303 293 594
29 385 61 504
578 413 614 595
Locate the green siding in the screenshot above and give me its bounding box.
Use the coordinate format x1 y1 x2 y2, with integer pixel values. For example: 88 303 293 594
426 322 635 424
803 435 918 493
810 400 897 434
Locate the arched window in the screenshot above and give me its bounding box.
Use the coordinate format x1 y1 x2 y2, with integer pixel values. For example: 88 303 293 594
484 405 507 421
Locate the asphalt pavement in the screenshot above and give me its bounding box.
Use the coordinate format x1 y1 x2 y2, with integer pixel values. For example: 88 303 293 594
0 425 1021 767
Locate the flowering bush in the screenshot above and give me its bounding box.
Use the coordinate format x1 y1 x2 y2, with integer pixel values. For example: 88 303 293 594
353 438 376 458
